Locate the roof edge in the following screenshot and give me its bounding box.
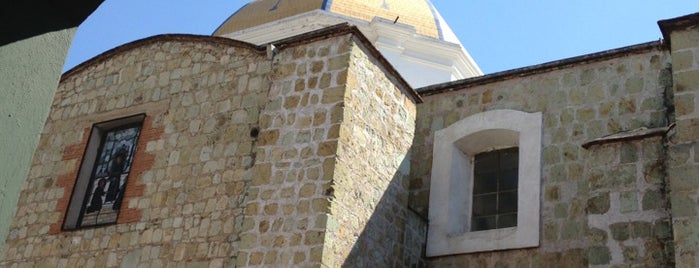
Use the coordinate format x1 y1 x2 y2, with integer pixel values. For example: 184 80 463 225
658 12 699 49
60 25 421 103
61 34 264 82
418 41 663 96
270 23 421 103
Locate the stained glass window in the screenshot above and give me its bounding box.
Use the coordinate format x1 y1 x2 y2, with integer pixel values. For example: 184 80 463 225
77 125 141 227
471 147 518 231
62 115 145 230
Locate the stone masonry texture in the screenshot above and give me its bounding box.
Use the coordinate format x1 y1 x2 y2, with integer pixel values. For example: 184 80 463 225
323 39 417 267
5 14 699 268
234 35 356 267
2 37 269 267
1 30 422 267
666 24 699 268
413 48 675 267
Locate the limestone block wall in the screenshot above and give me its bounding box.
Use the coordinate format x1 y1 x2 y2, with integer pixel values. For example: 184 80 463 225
321 39 418 267
1 36 269 267
233 35 355 267
413 48 674 266
584 137 673 266
664 20 699 268
2 29 422 267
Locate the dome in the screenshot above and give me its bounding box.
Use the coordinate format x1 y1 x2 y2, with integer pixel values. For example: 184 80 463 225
213 0 458 42
212 0 482 87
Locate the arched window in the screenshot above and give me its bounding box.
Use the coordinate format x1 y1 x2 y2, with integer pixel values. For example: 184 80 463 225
427 110 542 256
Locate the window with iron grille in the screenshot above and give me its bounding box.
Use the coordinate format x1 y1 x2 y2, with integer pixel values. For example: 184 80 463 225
471 147 518 231
427 110 541 256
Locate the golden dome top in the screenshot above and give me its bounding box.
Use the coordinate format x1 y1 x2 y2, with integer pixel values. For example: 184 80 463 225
213 0 449 40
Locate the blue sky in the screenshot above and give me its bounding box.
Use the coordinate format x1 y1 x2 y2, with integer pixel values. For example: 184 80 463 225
64 1 698 74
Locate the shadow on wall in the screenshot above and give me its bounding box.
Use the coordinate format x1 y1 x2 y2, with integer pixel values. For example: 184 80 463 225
342 156 427 267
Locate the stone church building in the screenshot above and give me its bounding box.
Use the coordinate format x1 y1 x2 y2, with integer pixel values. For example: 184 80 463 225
2 0 699 267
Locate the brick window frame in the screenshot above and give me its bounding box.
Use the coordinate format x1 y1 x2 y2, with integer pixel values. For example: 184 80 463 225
426 109 542 256
52 114 162 233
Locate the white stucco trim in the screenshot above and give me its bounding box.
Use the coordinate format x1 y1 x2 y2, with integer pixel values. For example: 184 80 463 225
426 109 542 257
218 10 482 88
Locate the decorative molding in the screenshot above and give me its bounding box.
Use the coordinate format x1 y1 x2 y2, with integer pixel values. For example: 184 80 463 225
427 110 542 256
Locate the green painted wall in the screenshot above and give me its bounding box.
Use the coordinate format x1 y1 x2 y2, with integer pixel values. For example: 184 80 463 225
0 27 77 257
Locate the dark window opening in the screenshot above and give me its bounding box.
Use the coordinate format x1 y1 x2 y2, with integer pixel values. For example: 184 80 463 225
471 147 518 231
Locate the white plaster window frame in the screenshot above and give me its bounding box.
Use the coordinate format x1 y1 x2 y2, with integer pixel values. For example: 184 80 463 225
426 109 542 257
63 114 145 230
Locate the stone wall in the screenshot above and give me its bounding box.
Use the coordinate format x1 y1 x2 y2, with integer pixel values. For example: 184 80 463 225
1 37 269 267
233 35 354 267
585 137 673 266
6 17 699 267
413 48 674 266
322 38 418 267
2 29 422 267
664 20 699 268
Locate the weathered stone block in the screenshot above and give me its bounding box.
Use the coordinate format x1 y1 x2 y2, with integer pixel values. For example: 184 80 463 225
673 218 699 252
643 161 664 184
625 76 644 93
561 221 583 240
589 165 636 190
257 130 279 146
669 30 699 51
674 70 699 93
580 68 597 86
328 55 349 71
589 227 608 244
283 95 300 109
587 145 616 167
675 119 699 141
620 143 638 163
587 246 611 265
642 189 664 211
322 86 345 104
610 222 630 241
551 204 566 220
598 101 616 117
317 73 331 89
669 143 692 166
671 192 698 217
654 219 673 239
618 97 637 114
622 246 639 262
576 108 595 121
668 164 699 191
640 96 663 112
543 223 559 242
587 193 610 214
630 221 652 238
620 191 639 213
545 186 560 201
543 146 561 165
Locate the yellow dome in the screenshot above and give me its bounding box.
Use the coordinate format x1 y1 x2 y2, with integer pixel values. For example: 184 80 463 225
213 0 447 40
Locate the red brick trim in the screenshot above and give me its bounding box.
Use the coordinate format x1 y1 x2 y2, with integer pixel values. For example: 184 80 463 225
118 116 163 224
51 128 91 234
49 115 163 234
